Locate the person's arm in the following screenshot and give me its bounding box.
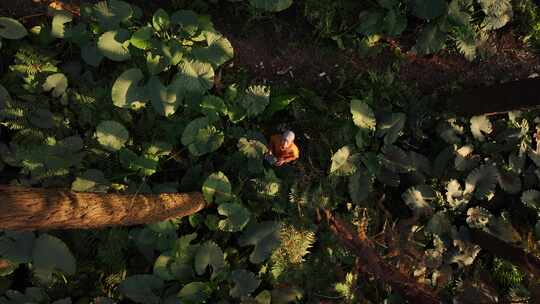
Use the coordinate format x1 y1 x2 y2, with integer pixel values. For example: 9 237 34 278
275 146 299 166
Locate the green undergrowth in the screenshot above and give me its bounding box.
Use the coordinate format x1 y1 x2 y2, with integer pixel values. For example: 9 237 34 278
0 1 540 304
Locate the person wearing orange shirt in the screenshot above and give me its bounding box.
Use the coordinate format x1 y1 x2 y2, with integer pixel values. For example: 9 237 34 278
265 130 300 166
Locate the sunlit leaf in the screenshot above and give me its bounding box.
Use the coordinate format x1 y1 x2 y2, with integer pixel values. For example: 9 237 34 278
96 120 129 151
202 171 232 204
230 269 261 298
238 221 281 264
0 17 28 39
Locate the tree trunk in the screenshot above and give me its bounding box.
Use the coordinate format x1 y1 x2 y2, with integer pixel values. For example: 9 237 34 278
321 209 441 304
450 78 540 116
0 185 206 231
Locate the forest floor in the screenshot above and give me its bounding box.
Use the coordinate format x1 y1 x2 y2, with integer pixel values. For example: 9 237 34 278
3 1 540 105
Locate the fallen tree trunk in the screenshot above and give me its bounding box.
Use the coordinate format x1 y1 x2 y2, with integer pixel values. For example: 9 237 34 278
0 185 206 231
321 209 441 304
449 78 540 116
469 228 540 278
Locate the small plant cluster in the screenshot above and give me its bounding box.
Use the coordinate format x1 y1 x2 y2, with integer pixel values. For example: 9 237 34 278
303 0 519 60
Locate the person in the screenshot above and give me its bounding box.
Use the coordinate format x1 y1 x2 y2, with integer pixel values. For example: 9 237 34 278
265 130 300 166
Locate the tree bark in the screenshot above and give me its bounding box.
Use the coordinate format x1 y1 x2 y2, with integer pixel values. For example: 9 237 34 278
469 228 540 278
0 185 206 231
449 78 540 116
321 209 441 304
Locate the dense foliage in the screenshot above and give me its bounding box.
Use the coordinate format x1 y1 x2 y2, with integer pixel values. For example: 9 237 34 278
1 0 540 303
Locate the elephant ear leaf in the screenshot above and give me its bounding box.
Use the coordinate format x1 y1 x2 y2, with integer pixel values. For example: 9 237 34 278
96 120 129 151
240 85 270 118
93 0 133 30
229 269 261 299
192 35 234 68
194 241 224 276
330 146 360 176
32 234 76 283
470 115 492 142
112 68 146 109
119 274 164 304
43 73 68 97
177 282 211 303
376 112 406 145
181 117 224 156
51 10 73 39
521 190 540 212
249 0 293 12
202 171 232 204
0 17 28 39
238 221 281 264
465 165 498 200
350 99 376 130
454 145 479 171
98 29 131 61
402 185 436 216
218 202 251 232
497 170 521 194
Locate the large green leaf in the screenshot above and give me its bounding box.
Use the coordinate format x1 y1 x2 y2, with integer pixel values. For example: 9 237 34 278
470 115 492 142
192 35 234 67
478 0 512 30
402 185 436 216
0 17 28 39
330 146 359 176
97 29 131 61
411 0 447 20
380 144 411 173
240 85 270 118
351 99 376 130
176 60 214 98
81 43 103 67
202 171 232 204
119 148 158 176
464 165 498 200
51 10 73 39
111 68 146 109
0 232 35 264
42 73 68 98
376 112 406 145
348 171 373 205
181 117 224 156
71 169 109 192
249 0 293 12
238 221 281 264
171 9 199 35
194 241 224 276
152 9 170 31
119 274 164 304
147 76 183 116
218 202 251 232
92 0 133 30
238 137 268 159
177 282 211 303
230 269 261 298
96 120 129 151
201 95 227 122
32 234 76 282
413 23 447 55
130 26 153 50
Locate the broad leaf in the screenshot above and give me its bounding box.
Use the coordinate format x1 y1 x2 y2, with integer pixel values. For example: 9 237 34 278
93 0 133 30
521 190 540 211
381 144 411 173
152 9 170 31
178 282 211 303
97 29 131 61
51 10 72 39
42 73 68 97
330 146 359 176
147 76 183 116
249 0 293 12
470 115 492 142
181 117 224 156
497 170 521 194
130 26 153 50
376 112 406 145
112 68 146 109
0 231 35 263
192 35 234 67
0 17 28 39
411 0 447 19
119 274 164 304
176 60 214 98
446 179 470 210
454 145 479 171
230 269 261 298
414 23 447 54
238 221 281 264
71 169 109 192
32 234 76 282
202 171 232 204
194 241 224 276
96 120 129 151
81 43 103 67
201 95 227 121
240 85 270 118
402 185 436 216
351 99 376 130
218 202 251 232
465 165 498 200
348 171 373 205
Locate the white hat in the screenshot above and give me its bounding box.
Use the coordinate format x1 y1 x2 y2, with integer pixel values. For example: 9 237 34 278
283 130 295 142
